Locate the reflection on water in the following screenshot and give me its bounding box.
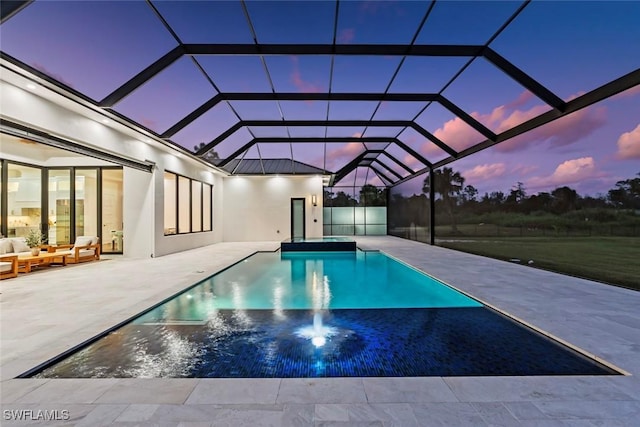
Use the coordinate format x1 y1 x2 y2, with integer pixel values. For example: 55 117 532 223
133 252 479 327
35 308 616 378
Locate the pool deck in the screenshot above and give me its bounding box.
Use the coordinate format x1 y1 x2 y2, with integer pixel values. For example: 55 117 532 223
1 236 639 426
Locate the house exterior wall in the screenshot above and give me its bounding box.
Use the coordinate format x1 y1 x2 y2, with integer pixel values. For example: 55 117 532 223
222 175 323 242
1 78 222 258
1 77 325 256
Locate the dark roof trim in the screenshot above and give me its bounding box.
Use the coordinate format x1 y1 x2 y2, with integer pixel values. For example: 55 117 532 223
1 119 154 173
0 0 31 24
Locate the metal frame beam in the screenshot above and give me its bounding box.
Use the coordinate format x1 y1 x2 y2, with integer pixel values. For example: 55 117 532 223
96 44 560 119
99 46 185 107
436 95 496 140
197 120 456 158
393 68 640 186
369 166 395 186
161 94 224 138
372 159 403 181
251 137 395 144
428 168 435 245
160 92 491 140
182 43 484 57
333 152 372 184
377 151 416 174
1 0 31 24
215 137 431 173
483 47 565 111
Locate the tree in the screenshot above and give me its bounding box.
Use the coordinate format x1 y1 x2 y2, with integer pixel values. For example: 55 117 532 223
423 167 465 232
608 173 640 209
551 186 579 213
359 184 386 206
193 142 220 164
460 184 479 214
461 185 478 203
523 191 553 213
331 191 357 207
507 182 527 203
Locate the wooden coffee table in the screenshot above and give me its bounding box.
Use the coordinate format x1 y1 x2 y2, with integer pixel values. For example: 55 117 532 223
17 251 71 273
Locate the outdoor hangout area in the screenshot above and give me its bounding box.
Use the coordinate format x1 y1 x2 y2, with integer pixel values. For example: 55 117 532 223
1 0 639 425
0 235 100 278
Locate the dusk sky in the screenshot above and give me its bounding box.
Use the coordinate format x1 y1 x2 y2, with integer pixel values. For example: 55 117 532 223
1 0 639 197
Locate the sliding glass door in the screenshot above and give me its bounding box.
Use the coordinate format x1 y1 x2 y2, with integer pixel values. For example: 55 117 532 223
48 169 71 245
102 168 123 253
75 169 99 239
7 163 41 238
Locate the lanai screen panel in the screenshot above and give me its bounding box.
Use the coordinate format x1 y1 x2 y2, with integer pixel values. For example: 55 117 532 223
0 0 637 185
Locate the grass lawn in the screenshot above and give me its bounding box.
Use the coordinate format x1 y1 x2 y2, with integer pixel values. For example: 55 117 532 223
436 236 640 290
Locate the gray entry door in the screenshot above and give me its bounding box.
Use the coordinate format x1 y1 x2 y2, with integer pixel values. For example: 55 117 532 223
291 198 306 241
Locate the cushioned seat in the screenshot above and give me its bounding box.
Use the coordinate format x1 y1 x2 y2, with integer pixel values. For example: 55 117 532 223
50 236 100 264
0 255 19 279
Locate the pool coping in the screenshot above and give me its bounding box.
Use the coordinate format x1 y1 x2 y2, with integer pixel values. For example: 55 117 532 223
379 249 631 377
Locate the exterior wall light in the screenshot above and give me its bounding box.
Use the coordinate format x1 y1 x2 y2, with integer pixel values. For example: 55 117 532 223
312 195 317 206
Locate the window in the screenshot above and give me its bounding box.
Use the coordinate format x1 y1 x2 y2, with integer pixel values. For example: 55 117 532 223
164 170 213 235
203 183 212 231
76 169 99 239
191 180 202 232
178 176 190 234
163 172 177 235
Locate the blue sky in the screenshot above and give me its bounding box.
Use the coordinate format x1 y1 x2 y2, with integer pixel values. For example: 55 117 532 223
1 0 638 196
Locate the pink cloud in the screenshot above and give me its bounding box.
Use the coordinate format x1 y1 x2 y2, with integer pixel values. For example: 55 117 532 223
139 117 157 130
430 116 485 153
504 90 535 110
337 28 355 43
616 123 640 159
289 57 322 93
497 105 607 152
611 84 640 100
31 62 75 88
403 154 421 169
424 91 608 155
527 157 601 190
324 142 365 170
463 163 507 182
511 164 539 176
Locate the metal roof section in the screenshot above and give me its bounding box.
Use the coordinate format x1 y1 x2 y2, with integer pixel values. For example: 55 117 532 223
222 158 327 176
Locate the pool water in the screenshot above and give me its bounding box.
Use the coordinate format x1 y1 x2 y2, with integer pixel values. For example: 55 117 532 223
29 251 617 378
137 251 480 321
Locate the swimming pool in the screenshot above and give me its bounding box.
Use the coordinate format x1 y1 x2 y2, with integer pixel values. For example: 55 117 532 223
28 251 617 378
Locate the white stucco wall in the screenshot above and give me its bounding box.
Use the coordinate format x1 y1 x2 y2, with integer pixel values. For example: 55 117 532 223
222 175 323 242
153 161 224 257
1 78 224 258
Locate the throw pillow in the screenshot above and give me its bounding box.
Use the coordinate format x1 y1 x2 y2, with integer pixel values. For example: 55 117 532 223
10 237 30 253
0 238 12 255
